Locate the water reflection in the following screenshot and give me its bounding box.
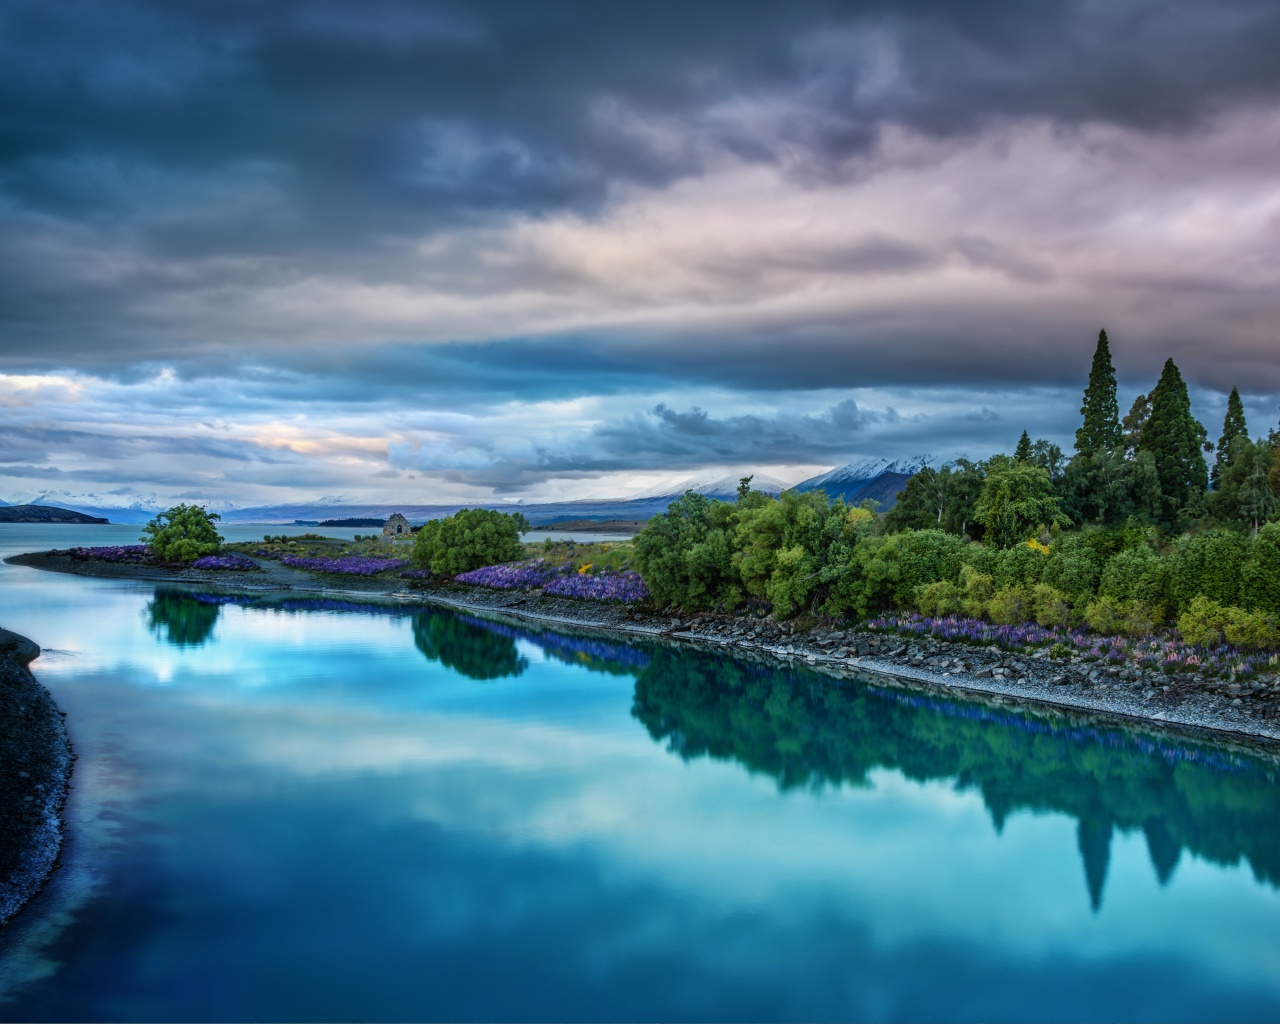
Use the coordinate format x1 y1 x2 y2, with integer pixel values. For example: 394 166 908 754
412 610 528 681
632 647 1280 911
145 592 220 648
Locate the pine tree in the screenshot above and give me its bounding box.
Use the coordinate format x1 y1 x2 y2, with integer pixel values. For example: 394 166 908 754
1014 431 1033 462
1076 329 1122 456
1122 394 1150 457
1139 358 1208 527
1211 386 1248 489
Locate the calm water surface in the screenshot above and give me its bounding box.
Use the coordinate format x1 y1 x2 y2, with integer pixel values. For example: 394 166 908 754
0 524 1278 1022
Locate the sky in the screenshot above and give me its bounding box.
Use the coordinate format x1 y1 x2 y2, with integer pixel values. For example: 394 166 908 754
2 0 1280 507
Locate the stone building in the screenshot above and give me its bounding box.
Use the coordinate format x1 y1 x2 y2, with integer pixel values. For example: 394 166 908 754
381 512 411 538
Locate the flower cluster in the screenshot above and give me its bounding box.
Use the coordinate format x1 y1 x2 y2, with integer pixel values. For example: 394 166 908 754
279 554 409 576
455 559 648 603
398 568 434 579
542 570 649 603
191 553 260 571
69 545 153 563
455 559 561 589
867 612 1280 681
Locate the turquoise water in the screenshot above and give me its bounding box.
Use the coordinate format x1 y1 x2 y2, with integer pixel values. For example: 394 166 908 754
1 524 1279 1022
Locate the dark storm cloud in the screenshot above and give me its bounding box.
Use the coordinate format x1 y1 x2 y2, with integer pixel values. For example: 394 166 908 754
4 0 1280 367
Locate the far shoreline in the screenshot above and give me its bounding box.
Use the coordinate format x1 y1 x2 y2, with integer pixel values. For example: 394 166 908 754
6 548 1279 753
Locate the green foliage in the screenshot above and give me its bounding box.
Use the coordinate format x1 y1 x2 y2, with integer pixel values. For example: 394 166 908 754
411 508 529 576
1212 387 1248 490
1084 597 1155 637
987 585 1033 625
141 504 223 562
1059 449 1162 527
1122 393 1150 457
916 579 963 616
1076 329 1122 457
633 492 742 611
845 529 965 617
1015 430 1033 462
1039 535 1103 602
1241 522 1280 615
883 461 984 538
1098 545 1173 621
973 457 1070 548
1173 595 1280 649
1139 358 1209 528
1031 584 1073 628
1170 529 1249 610
958 563 995 619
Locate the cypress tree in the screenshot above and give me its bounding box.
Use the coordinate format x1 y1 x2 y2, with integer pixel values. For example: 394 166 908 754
1139 358 1208 526
1014 431 1033 462
1076 329 1122 456
1211 386 1248 489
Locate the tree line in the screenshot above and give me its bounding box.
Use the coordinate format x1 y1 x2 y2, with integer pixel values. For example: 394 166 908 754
632 331 1280 645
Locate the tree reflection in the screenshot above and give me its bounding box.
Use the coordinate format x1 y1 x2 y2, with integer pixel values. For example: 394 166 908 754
146 591 221 648
632 647 1280 911
411 611 528 681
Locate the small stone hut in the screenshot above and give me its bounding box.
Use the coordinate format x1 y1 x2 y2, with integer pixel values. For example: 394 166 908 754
381 512 411 538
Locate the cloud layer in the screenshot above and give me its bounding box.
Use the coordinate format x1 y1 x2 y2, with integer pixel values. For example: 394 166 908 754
2 0 1278 500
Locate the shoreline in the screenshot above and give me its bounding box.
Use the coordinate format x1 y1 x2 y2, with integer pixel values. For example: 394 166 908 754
8 549 1279 751
0 629 73 927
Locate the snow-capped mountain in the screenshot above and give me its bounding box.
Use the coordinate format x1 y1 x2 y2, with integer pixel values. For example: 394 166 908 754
636 471 791 501
4 490 242 523
793 455 930 509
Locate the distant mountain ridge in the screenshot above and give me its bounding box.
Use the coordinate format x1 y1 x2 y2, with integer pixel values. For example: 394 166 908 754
3 461 926 525
792 456 928 509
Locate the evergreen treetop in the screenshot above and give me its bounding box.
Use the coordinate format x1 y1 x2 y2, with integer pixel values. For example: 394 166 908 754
1076 329 1122 457
1212 386 1248 489
1014 431 1033 462
1139 358 1208 527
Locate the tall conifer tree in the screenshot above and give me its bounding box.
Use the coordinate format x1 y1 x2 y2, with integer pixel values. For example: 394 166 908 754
1014 431 1033 462
1139 358 1208 526
1076 329 1122 456
1211 386 1248 489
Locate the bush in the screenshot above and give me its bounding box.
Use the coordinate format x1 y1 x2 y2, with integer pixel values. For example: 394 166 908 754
848 529 964 616
412 508 529 577
959 564 994 619
1171 530 1249 610
1178 595 1229 647
141 504 223 562
1084 596 1155 637
633 492 741 611
987 585 1032 626
916 580 963 616
1031 584 1073 628
1241 522 1280 615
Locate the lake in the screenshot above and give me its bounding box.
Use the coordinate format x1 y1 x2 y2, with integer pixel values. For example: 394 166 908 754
1 524 1278 1022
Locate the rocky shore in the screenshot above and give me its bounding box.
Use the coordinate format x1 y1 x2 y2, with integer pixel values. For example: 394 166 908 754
9 548 1280 748
0 629 73 926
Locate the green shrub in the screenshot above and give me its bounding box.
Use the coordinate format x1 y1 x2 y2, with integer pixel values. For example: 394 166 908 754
141 504 223 562
987 585 1032 626
959 564 994 619
1031 584 1073 628
1222 607 1280 650
1241 522 1280 615
1171 530 1249 610
993 544 1048 589
412 508 529 577
1178 595 1229 647
916 580 964 617
1040 547 1102 602
1084 596 1155 637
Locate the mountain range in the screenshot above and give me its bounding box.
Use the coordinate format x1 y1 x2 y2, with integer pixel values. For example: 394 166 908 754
2 460 922 525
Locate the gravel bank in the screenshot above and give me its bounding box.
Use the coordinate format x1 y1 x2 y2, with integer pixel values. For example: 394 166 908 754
0 629 73 926
10 549 1279 749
